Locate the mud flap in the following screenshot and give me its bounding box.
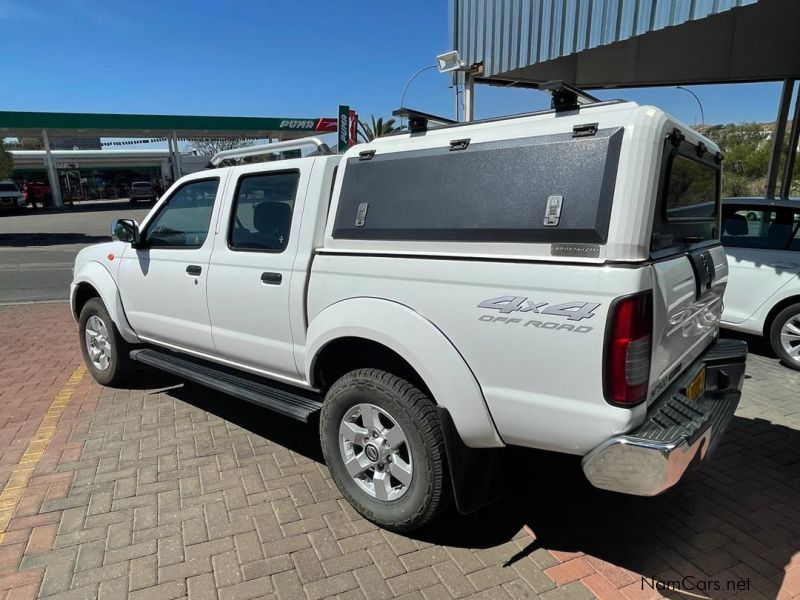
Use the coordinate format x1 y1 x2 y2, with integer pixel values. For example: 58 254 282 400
436 407 507 514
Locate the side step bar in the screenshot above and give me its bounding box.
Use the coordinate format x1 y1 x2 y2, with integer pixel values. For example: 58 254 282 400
130 348 323 422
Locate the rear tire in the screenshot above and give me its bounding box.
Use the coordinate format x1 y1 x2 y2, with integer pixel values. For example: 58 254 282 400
320 369 451 532
769 303 800 371
78 298 133 386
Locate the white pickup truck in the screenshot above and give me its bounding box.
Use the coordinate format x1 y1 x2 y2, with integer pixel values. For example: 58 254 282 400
71 89 747 531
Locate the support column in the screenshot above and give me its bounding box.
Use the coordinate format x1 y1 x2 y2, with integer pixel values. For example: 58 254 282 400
167 137 176 181
171 131 183 179
765 79 795 199
464 72 475 122
780 87 800 199
41 129 64 208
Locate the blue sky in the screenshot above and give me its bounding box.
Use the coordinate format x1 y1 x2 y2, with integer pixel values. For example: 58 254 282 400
0 0 787 128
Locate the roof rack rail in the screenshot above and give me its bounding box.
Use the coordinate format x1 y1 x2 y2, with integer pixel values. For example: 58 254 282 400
537 81 600 113
392 108 456 134
209 136 332 166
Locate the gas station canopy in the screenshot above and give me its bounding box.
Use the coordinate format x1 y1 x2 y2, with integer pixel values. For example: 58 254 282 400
0 111 338 139
0 110 339 207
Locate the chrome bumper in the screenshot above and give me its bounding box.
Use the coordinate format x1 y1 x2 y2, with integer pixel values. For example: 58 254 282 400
582 338 747 496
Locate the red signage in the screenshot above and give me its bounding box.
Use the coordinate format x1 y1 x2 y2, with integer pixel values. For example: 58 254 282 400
314 118 338 133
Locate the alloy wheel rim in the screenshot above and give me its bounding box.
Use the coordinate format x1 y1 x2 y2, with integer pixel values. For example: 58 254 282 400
84 315 112 371
338 403 413 501
780 314 800 363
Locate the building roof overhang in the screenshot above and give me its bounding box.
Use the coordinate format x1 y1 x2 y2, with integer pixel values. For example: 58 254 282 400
453 0 799 89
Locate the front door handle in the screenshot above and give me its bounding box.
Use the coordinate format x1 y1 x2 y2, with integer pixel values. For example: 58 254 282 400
261 272 282 285
186 265 202 276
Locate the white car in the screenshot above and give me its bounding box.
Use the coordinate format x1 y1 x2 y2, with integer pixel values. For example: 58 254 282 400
721 197 800 369
0 180 25 213
71 91 747 531
129 181 157 203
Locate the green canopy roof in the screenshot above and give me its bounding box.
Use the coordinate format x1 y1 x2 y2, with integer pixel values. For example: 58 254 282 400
0 111 336 139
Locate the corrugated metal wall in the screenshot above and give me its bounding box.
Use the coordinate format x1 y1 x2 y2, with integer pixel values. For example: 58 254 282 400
452 0 760 78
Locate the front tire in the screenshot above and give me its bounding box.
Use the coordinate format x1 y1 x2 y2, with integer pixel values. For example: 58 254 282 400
320 369 451 531
78 298 132 386
769 303 800 370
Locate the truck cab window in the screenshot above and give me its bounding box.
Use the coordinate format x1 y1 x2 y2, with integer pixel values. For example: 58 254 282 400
145 179 219 248
229 172 299 252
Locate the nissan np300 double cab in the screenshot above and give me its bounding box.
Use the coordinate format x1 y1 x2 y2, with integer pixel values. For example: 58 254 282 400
71 86 747 531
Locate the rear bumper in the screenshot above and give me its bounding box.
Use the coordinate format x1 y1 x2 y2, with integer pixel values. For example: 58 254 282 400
582 338 747 496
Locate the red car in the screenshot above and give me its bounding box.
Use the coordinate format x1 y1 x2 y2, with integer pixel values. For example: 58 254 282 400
22 181 52 208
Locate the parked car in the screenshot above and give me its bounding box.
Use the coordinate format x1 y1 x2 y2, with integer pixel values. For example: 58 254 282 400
0 180 26 213
71 95 747 531
129 181 157 203
721 197 800 369
22 181 51 209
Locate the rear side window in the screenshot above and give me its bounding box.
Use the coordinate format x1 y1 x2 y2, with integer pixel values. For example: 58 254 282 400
722 206 800 250
665 155 717 220
229 171 299 252
333 128 624 244
651 138 721 255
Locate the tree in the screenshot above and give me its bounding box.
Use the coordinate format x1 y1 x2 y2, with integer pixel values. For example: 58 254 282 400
188 138 255 156
706 123 773 197
0 140 13 180
357 116 403 143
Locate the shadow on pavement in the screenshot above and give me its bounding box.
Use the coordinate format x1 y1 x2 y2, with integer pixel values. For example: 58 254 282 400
420 415 800 599
64 200 155 213
14 200 152 214
0 232 111 247
164 380 325 463
134 368 798 599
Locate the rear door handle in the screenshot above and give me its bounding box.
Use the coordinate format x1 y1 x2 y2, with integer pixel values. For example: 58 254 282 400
261 272 282 285
186 265 202 276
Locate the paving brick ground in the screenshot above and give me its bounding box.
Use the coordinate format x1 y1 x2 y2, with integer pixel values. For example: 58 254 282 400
0 302 798 599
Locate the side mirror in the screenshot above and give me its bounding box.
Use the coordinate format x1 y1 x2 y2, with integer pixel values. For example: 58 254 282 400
111 219 140 246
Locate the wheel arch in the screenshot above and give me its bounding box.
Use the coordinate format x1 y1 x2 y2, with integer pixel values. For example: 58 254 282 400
763 294 800 338
305 298 503 448
71 261 140 344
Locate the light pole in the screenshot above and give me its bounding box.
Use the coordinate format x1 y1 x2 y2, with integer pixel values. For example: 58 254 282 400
675 85 705 128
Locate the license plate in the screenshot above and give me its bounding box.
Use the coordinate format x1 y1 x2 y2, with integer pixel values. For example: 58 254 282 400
684 368 706 402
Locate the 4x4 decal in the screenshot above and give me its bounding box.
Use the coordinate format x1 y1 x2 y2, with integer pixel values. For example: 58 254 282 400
478 296 600 321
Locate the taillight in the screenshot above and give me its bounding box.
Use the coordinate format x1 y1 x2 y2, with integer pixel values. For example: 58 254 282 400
604 291 653 406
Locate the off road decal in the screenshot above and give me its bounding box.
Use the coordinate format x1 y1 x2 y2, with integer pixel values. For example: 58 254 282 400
478 296 600 321
477 296 600 333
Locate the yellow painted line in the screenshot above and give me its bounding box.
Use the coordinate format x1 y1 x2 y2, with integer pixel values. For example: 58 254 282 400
0 365 86 544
